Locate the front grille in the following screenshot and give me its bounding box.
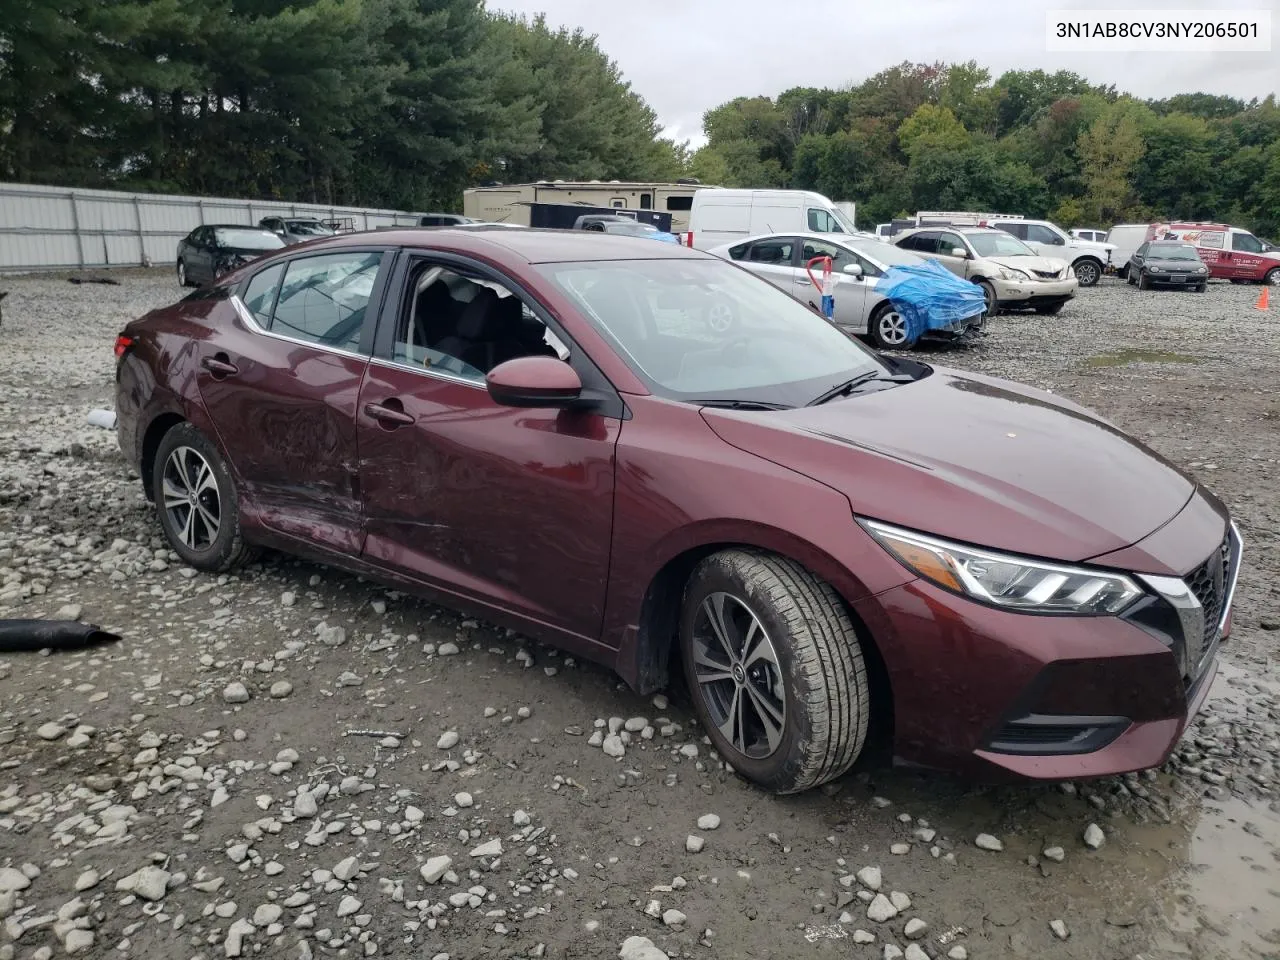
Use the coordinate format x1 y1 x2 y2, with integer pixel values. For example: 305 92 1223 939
1032 269 1062 280
986 715 1129 756
1186 534 1231 640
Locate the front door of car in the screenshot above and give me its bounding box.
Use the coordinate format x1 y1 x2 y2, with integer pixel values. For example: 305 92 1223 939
795 239 873 333
196 248 390 555
931 231 973 279
354 257 620 643
1022 223 1067 259
740 237 800 292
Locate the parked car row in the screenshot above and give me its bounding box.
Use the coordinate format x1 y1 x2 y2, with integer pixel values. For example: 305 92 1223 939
119 225 1240 796
1108 221 1279 285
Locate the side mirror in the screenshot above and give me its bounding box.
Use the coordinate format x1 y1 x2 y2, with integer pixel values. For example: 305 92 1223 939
841 263 863 278
950 247 967 258
1051 236 1065 245
486 356 583 408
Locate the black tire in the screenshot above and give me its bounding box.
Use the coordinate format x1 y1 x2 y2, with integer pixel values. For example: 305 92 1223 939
1033 302 1065 315
975 279 997 318
151 422 254 572
1073 259 1102 287
679 549 870 794
869 302 910 350
177 259 194 288
1137 270 1151 291
1265 267 1280 286
1126 268 1136 285
1195 284 1207 293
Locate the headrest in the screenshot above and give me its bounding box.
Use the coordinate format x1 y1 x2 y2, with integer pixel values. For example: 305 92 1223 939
455 287 499 338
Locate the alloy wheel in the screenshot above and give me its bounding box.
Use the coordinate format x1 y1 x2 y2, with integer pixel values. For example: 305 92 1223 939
177 261 186 286
690 592 787 759
706 303 734 333
878 310 908 347
1075 261 1100 286
161 446 221 551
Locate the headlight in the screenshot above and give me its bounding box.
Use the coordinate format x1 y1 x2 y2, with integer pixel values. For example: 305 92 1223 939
1066 265 1075 278
1196 266 1207 273
859 520 1143 615
998 266 1029 281
1148 265 1162 272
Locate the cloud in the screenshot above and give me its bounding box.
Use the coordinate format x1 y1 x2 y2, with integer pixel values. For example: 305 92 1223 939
492 0 1279 147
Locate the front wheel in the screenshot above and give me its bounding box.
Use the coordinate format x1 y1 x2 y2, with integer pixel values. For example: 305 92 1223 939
1265 267 1280 286
679 550 871 794
1073 259 1101 287
152 422 254 572
869 303 910 350
1137 271 1151 290
177 259 193 288
975 279 997 318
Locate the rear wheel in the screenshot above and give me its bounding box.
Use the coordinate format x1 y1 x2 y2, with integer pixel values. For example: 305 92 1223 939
176 259 193 288
1265 267 1280 286
1073 259 1102 287
152 422 254 572
679 550 870 794
869 303 909 350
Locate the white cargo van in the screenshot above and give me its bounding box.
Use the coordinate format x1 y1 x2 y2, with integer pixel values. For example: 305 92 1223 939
1105 224 1150 277
682 189 855 249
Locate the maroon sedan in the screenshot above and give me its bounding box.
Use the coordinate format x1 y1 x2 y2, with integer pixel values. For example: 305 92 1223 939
114 228 1241 793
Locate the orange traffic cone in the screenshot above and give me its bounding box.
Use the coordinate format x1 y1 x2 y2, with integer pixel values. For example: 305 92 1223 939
1257 286 1270 310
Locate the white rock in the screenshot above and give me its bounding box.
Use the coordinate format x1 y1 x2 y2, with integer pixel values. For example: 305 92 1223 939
602 734 625 758
253 904 283 926
685 835 705 853
36 722 67 741
904 918 927 939
856 866 882 891
332 857 360 882
853 929 876 944
222 682 250 704
866 894 898 923
455 792 474 808
624 717 648 732
661 909 686 927
336 896 361 917
1083 823 1106 850
696 814 721 830
512 810 531 827
469 838 503 858
947 947 968 960
975 833 1003 852
64 929 94 954
115 865 170 901
73 870 99 892
618 936 669 960
1042 845 1066 863
883 946 904 960
678 744 699 758
437 642 460 656
889 891 911 912
294 791 318 818
0 868 31 893
224 918 254 957
419 857 452 884
1050 919 1069 940
890 843 910 855
904 946 929 960
269 681 293 699
437 731 460 750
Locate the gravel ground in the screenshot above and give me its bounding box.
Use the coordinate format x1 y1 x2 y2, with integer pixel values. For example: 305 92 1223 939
0 269 1278 960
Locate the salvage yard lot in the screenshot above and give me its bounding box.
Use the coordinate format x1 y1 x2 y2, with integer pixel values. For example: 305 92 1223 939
1 269 1278 960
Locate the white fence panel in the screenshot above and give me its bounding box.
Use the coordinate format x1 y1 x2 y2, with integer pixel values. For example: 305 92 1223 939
0 182 422 272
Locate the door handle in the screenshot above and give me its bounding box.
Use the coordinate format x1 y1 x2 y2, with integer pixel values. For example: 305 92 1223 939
364 401 415 427
201 355 238 378
795 278 811 286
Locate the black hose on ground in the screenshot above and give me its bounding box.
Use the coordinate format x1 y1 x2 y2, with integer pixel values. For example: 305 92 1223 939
0 619 122 653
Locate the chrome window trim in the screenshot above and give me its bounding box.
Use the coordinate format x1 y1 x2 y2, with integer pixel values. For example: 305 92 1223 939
367 356 487 391
229 294 369 362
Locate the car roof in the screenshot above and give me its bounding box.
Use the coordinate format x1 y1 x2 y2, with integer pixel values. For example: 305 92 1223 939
207 224 277 231
294 226 713 263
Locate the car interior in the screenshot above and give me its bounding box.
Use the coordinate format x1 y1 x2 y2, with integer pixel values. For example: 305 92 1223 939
394 265 564 380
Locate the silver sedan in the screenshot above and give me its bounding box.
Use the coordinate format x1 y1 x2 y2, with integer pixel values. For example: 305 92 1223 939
708 231 978 348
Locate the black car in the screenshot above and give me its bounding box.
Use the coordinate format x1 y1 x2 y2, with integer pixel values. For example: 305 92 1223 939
418 213 476 226
258 217 337 245
176 226 287 287
1126 241 1210 291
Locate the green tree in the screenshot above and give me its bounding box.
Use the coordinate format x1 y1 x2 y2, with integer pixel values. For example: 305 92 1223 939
896 104 969 161
1076 100 1150 225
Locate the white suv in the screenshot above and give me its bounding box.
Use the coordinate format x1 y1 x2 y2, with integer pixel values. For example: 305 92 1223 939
990 219 1115 287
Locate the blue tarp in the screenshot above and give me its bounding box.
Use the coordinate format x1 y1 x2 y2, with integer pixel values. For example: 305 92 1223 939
873 259 987 345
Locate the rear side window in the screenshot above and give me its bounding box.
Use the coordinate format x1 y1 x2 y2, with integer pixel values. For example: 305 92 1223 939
996 222 1028 240
727 243 749 260
268 252 382 351
665 196 693 211
243 264 284 326
900 232 937 254
746 239 794 265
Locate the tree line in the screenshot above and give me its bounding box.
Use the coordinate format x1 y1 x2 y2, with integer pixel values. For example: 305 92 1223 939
2 4 1277 236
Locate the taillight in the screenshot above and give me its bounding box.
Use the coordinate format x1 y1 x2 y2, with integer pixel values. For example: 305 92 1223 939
114 335 133 358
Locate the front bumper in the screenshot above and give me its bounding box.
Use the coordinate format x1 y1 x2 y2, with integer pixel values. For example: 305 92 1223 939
1143 272 1208 286
853 517 1240 781
991 276 1078 305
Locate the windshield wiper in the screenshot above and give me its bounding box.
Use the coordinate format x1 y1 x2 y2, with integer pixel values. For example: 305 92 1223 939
807 371 914 406
698 399 792 411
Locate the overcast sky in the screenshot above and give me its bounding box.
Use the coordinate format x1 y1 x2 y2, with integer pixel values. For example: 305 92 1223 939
492 0 1279 147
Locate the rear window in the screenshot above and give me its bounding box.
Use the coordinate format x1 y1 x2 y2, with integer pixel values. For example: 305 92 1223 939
666 196 693 211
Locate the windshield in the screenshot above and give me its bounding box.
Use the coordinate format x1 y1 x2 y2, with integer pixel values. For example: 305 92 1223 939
842 237 924 267
214 229 286 251
965 231 1037 258
1148 243 1200 260
832 209 857 233
287 220 335 236
538 258 885 407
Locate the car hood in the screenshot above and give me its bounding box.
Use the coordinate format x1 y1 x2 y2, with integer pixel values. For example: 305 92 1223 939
984 255 1069 274
1144 257 1206 270
702 368 1195 565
